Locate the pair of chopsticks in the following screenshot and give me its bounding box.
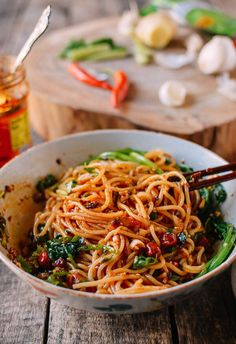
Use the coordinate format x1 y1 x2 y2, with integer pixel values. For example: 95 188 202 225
185 163 236 191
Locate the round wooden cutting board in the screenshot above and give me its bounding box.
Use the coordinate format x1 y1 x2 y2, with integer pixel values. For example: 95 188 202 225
26 17 236 160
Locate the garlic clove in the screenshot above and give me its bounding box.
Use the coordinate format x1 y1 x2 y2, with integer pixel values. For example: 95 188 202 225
217 73 236 101
198 36 236 75
159 80 187 107
218 37 236 72
185 33 204 55
198 37 225 74
118 10 139 36
154 51 195 69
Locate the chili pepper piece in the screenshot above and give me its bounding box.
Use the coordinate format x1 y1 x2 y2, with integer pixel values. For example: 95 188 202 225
68 63 112 91
38 251 51 269
160 232 177 248
112 70 129 108
146 242 161 257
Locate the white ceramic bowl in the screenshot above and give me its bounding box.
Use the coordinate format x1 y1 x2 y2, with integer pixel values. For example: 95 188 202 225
0 130 236 314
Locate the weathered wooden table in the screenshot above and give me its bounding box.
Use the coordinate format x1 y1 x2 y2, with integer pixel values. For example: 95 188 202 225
0 1 236 343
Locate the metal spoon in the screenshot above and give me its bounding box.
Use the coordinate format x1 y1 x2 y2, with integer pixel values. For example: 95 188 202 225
12 5 51 72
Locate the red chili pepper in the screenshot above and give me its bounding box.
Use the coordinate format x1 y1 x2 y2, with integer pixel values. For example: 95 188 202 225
146 242 161 257
38 251 51 269
68 63 112 91
121 215 141 230
67 272 82 288
111 218 123 228
160 233 177 248
111 70 129 108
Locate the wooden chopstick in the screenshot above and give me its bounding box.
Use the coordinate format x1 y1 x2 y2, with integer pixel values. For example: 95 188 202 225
189 171 236 191
184 162 236 178
185 162 236 191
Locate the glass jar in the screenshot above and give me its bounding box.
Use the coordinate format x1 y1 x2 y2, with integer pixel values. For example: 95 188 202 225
0 55 31 167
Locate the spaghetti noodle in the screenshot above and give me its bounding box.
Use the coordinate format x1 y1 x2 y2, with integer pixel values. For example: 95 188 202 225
11 148 234 294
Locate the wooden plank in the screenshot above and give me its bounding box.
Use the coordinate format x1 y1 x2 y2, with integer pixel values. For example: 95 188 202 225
174 270 236 344
0 261 48 344
26 17 236 139
47 302 172 344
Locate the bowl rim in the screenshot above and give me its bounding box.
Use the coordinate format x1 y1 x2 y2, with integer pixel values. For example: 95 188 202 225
0 128 235 300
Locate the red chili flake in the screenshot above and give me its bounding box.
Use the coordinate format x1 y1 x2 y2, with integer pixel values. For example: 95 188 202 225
53 257 66 268
67 273 81 288
85 201 99 209
112 191 119 205
160 233 177 248
111 218 123 228
146 242 161 257
124 198 135 208
38 251 51 268
172 261 179 268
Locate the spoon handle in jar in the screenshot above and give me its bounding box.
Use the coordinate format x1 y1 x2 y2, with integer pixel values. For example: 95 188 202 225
13 5 51 72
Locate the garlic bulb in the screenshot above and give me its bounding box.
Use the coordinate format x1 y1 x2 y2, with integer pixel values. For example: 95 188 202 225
135 12 176 49
118 10 139 36
159 80 187 107
198 36 236 74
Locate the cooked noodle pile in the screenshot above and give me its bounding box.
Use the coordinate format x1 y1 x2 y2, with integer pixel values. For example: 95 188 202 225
32 150 207 294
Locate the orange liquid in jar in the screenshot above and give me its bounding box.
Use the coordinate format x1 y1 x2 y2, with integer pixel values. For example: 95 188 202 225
0 56 31 167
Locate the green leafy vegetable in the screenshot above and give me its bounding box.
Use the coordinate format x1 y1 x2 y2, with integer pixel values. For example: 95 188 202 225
198 184 227 223
47 235 112 261
84 167 95 174
85 48 128 61
150 211 158 221
198 224 236 277
36 174 58 192
212 184 227 205
140 4 157 16
60 37 129 62
47 236 84 261
60 40 86 58
186 8 236 37
67 253 77 268
177 163 193 173
206 216 230 241
170 274 180 282
91 38 116 48
133 256 157 269
18 256 32 273
130 33 153 65
86 148 163 173
47 268 68 286
165 158 172 165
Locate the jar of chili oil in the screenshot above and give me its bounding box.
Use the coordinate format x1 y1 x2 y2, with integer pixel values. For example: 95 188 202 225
0 55 31 167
